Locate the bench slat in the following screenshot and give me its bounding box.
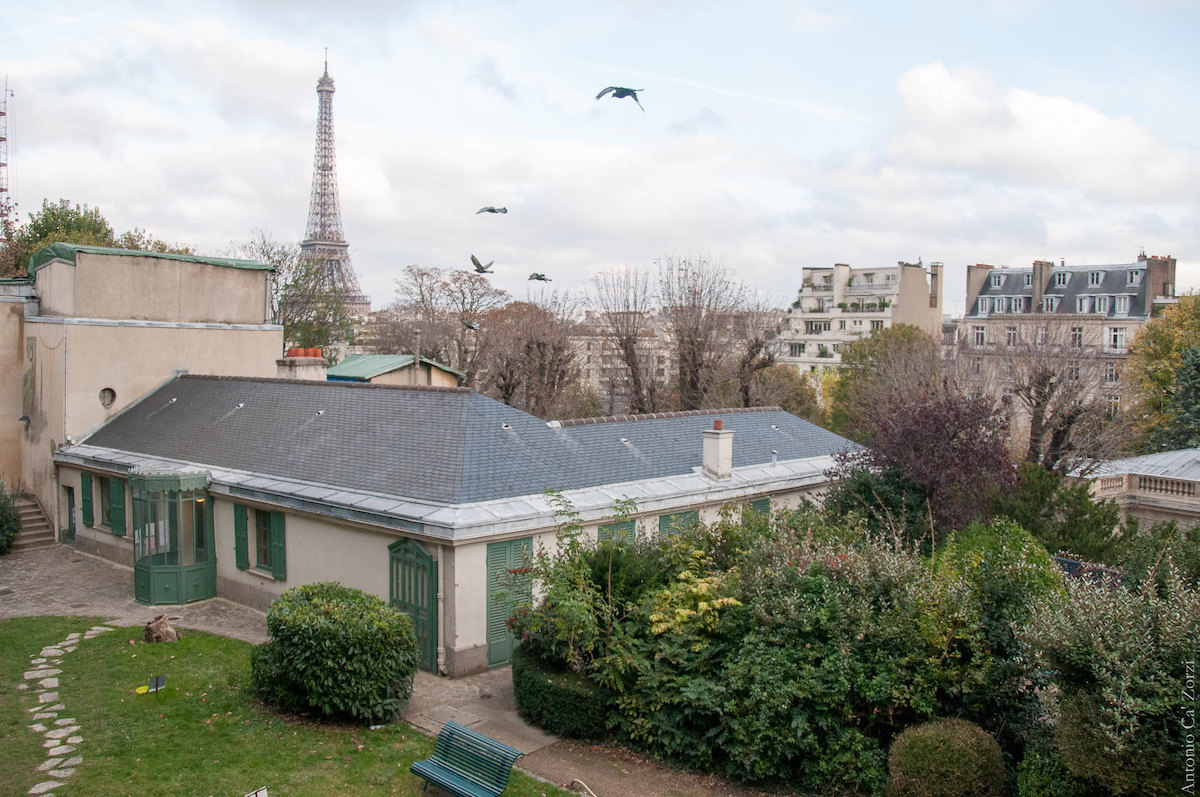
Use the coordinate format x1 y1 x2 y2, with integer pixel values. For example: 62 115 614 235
411 721 523 797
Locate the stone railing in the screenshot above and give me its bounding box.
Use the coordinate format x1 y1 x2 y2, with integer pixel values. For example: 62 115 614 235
1135 476 1196 498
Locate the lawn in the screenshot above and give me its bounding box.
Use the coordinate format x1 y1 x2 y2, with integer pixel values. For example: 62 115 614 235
0 616 568 797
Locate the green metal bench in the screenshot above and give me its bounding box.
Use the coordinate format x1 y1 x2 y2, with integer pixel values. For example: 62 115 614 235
410 720 523 797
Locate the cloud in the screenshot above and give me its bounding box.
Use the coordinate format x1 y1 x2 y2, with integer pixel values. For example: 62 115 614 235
468 58 518 101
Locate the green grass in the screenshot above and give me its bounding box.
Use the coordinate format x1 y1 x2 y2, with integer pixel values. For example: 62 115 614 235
0 617 568 797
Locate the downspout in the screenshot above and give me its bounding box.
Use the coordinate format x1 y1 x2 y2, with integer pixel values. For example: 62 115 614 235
436 543 447 675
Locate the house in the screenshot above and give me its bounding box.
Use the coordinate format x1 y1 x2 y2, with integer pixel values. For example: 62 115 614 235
1 243 283 519
1085 448 1200 528
779 260 943 375
53 374 852 677
325 353 464 387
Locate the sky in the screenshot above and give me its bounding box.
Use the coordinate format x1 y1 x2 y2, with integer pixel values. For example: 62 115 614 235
2 1 1198 316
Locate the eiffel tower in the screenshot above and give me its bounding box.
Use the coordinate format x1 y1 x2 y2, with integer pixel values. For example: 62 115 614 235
300 57 371 317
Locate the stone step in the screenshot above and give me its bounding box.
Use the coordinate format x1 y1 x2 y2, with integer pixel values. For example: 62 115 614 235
11 495 58 551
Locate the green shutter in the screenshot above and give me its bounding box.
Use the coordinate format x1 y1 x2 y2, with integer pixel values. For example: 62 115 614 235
599 519 636 543
109 478 126 536
269 511 286 580
659 511 699 536
80 472 94 527
750 498 770 516
234 504 249 570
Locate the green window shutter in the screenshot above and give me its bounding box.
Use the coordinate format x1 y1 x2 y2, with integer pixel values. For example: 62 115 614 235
269 511 287 581
80 472 94 527
599 519 636 543
109 478 126 536
234 504 249 570
749 498 770 516
659 511 699 535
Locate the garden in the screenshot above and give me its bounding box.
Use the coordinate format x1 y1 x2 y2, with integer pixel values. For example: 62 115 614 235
509 494 1200 796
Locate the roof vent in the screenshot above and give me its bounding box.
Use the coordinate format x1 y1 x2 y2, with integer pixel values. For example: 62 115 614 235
501 423 512 430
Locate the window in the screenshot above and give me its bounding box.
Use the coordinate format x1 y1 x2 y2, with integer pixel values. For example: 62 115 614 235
1006 326 1018 347
977 297 990 315
1106 393 1121 419
1103 361 1119 384
853 319 862 327
598 519 636 543
1054 272 1069 287
1024 273 1033 288
1127 270 1141 285
1115 295 1129 314
805 320 830 334
1070 327 1084 348
659 511 699 536
1042 296 1058 312
1108 327 1127 352
991 273 1003 288
838 320 846 330
971 357 982 375
972 326 986 347
1095 295 1109 314
871 320 884 331
1089 271 1102 286
789 343 805 357
1066 360 1080 381
234 504 286 579
1076 296 1090 313
97 476 126 536
744 498 770 520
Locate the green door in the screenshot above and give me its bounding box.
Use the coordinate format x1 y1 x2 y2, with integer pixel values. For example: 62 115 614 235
486 538 532 668
389 538 439 672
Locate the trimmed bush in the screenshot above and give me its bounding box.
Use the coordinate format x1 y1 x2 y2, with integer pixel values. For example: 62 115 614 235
888 719 1005 797
511 644 610 740
251 582 417 724
0 483 20 555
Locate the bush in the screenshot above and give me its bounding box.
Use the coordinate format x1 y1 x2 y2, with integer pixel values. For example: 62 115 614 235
251 582 417 724
888 719 1005 797
1016 729 1096 797
1120 519 1200 589
0 483 19 555
511 644 610 740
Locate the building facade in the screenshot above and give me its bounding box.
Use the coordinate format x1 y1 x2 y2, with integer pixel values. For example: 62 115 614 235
54 375 853 677
1086 448 1200 528
778 260 943 374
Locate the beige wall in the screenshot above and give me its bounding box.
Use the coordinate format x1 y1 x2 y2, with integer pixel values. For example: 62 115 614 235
0 299 25 487
37 253 270 325
368 364 460 388
57 465 136 565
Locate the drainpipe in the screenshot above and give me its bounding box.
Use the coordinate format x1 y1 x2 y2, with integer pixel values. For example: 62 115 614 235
436 543 447 676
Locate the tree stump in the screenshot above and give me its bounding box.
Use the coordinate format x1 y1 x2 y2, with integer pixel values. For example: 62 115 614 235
145 614 181 643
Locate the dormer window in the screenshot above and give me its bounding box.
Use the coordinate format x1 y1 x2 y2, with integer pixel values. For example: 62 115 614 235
1043 296 1059 312
1096 295 1110 314
991 273 1003 289
1077 296 1090 313
1024 273 1032 288
1089 271 1102 286
1115 295 1130 314
1128 270 1141 285
1053 272 1069 288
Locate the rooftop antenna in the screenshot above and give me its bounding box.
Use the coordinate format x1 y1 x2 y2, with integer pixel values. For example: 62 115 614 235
0 78 13 221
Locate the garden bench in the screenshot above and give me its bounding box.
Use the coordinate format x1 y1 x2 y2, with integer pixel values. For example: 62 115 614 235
410 720 523 797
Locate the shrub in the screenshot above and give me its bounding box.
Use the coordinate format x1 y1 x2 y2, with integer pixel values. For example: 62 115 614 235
1015 730 1096 797
887 718 1005 797
511 644 610 740
0 482 19 555
1120 519 1200 589
251 582 417 724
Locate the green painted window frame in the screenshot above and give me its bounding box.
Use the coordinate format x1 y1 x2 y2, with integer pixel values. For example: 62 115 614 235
80 472 94 527
234 503 286 580
598 519 636 543
658 511 699 536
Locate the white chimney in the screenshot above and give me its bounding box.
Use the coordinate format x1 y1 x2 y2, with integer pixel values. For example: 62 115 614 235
702 419 733 480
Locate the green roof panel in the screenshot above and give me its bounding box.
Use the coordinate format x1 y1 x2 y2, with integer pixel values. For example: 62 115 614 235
326 353 465 381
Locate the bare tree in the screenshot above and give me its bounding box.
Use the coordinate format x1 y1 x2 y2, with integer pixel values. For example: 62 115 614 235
953 320 1128 474
724 296 783 408
231 229 353 354
588 267 665 414
657 256 746 411
372 265 509 385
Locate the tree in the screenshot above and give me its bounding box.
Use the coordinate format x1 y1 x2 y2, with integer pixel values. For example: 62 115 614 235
734 363 821 422
588 267 664 414
721 297 781 409
993 462 1123 564
373 265 509 384
1148 345 1200 450
827 324 943 443
230 230 353 354
657 256 746 410
477 296 588 419
0 198 192 277
1125 294 1200 451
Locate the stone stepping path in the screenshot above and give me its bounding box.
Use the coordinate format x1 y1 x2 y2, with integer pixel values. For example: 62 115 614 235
22 625 116 795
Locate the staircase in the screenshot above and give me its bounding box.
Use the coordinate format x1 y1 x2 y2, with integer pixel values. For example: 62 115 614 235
12 494 57 552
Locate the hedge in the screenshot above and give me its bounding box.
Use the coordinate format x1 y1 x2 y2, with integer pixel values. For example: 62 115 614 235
511 645 610 740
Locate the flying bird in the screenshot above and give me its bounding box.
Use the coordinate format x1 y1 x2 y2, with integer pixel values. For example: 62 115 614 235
596 86 644 111
528 273 551 282
462 319 481 331
476 206 507 214
470 255 494 274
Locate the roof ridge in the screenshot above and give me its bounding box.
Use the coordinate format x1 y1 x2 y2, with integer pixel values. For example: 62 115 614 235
178 373 473 394
554 406 784 427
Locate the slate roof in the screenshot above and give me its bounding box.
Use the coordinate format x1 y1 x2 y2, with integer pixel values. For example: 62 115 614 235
968 262 1150 319
80 375 852 506
326 353 465 381
1089 448 1200 482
